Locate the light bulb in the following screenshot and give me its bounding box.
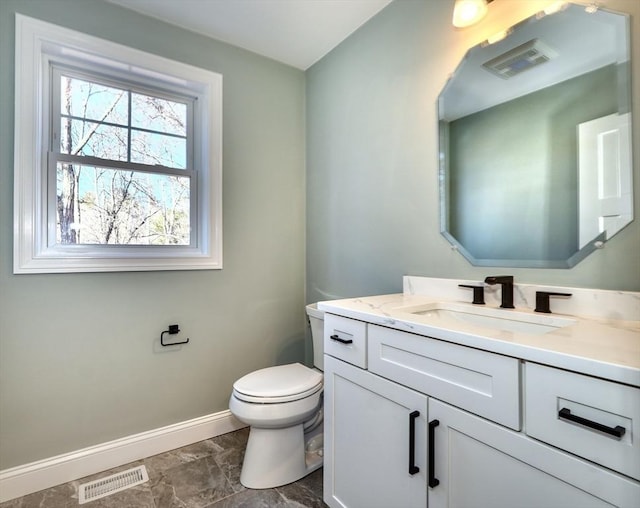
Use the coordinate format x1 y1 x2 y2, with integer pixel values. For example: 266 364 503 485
452 0 489 28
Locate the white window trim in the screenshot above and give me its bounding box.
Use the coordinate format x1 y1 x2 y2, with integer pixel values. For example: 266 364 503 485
14 14 223 273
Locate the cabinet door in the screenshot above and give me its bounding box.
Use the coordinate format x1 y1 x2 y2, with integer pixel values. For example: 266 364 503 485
324 355 428 508
428 399 640 508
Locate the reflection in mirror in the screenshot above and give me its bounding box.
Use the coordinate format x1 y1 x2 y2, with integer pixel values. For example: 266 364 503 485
439 3 632 268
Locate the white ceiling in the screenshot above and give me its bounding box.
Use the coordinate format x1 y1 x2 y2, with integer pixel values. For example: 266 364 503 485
104 0 393 70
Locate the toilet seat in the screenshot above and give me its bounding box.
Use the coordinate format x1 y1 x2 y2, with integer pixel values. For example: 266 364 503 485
233 363 323 404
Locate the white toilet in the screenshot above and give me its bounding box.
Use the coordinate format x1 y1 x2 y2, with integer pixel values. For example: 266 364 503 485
229 303 325 489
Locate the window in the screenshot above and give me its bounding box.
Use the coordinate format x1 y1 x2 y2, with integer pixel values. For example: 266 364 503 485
52 69 194 246
14 14 222 273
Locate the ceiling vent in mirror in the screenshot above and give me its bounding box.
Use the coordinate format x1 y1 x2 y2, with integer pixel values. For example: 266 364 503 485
483 39 557 79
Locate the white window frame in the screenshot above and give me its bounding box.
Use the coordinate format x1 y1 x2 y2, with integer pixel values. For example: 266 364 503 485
14 14 223 273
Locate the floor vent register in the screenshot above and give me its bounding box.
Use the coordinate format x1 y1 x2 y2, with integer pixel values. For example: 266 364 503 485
78 465 149 504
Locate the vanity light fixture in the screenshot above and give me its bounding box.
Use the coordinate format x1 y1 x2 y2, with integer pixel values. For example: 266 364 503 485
539 1 568 17
585 2 600 14
482 28 512 46
452 0 493 28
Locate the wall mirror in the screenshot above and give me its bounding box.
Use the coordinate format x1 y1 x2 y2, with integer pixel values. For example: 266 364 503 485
439 2 632 268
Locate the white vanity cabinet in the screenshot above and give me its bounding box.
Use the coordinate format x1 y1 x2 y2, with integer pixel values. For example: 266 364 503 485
323 314 640 508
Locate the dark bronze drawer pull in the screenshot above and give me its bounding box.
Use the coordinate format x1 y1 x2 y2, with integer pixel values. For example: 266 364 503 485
558 408 626 439
330 334 353 344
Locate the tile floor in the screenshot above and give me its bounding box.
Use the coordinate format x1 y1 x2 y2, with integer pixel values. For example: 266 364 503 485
0 428 328 507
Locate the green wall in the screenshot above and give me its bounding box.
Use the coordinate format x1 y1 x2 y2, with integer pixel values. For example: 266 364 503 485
306 0 640 304
0 0 306 468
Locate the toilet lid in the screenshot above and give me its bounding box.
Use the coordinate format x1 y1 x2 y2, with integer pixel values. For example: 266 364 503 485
233 363 323 401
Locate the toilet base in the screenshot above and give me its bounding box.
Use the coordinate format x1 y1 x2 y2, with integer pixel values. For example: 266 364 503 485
240 424 323 489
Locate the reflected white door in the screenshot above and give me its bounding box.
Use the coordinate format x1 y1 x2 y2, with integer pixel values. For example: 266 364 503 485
578 112 632 248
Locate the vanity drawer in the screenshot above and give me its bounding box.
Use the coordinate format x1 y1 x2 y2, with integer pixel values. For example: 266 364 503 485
525 363 640 481
367 324 520 430
324 314 367 369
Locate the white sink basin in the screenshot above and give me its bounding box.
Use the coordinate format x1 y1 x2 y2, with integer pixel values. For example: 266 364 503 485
394 302 576 335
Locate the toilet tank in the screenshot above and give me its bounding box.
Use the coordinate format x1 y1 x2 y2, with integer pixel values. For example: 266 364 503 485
306 303 324 371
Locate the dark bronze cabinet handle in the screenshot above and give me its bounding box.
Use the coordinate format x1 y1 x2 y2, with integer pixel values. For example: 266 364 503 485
558 408 625 438
330 334 353 344
428 419 440 488
409 411 420 475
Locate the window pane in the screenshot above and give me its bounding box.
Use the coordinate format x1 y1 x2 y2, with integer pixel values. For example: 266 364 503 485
60 118 128 160
56 163 191 245
131 93 187 135
61 75 128 125
131 130 187 169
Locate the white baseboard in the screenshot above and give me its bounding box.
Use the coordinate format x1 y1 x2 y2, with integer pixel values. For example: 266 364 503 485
0 410 246 503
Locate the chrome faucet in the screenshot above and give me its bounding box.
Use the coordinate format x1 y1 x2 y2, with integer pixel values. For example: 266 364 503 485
484 275 515 309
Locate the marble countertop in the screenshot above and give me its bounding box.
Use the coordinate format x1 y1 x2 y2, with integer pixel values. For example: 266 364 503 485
318 292 640 387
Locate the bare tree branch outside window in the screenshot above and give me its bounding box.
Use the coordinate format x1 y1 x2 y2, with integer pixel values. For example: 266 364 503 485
56 74 191 245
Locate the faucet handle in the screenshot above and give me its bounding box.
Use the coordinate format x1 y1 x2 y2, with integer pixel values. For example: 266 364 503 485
535 291 572 313
459 284 485 305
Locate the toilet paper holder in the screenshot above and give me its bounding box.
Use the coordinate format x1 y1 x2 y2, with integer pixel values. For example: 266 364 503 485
161 324 190 346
